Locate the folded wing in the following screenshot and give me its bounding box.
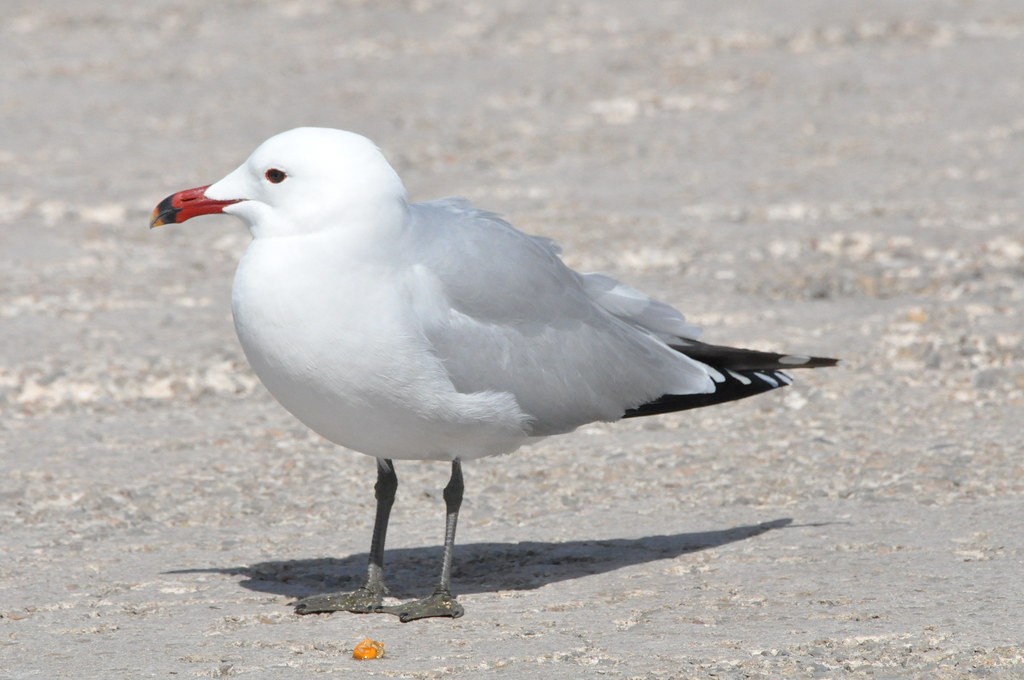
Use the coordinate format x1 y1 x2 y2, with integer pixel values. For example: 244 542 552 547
408 199 714 435
408 198 837 432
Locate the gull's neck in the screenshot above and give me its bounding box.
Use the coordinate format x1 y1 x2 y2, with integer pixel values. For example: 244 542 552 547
249 195 412 268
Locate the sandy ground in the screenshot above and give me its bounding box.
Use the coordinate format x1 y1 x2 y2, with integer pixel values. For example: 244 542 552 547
2 1 1023 678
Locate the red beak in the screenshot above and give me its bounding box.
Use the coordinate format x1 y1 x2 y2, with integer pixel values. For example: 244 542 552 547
150 185 241 228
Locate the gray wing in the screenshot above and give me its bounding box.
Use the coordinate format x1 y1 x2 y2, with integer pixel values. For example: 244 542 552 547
407 198 712 436
579 272 703 343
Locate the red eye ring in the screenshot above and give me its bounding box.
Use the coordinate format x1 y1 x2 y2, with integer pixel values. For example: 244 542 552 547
265 168 287 184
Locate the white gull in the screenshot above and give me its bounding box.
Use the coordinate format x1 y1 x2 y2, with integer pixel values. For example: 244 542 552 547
152 127 836 621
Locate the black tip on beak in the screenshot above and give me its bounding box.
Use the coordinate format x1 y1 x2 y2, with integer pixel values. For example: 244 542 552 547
149 184 237 230
150 194 180 229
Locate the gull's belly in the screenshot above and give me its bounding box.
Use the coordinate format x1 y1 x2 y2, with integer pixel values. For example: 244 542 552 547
230 241 530 460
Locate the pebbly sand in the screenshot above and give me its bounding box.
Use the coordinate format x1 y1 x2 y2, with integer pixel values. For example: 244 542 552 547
1 1 1022 677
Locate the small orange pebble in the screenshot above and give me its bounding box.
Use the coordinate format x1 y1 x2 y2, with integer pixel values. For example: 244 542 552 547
352 638 385 660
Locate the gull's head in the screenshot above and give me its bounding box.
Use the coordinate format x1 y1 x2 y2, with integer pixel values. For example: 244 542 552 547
150 128 407 237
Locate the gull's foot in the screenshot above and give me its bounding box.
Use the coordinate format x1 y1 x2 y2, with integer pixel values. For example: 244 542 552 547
294 585 386 615
383 589 464 622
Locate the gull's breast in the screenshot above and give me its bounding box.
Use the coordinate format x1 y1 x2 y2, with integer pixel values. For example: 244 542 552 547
229 237 531 460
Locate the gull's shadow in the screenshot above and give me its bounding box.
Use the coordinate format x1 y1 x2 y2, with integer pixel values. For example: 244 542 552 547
170 518 792 599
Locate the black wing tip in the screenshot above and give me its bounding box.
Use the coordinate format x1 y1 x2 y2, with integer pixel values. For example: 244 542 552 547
622 367 790 419
621 341 839 419
669 340 840 371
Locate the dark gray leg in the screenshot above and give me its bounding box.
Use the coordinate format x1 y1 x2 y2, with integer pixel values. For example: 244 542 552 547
384 459 465 622
294 458 397 614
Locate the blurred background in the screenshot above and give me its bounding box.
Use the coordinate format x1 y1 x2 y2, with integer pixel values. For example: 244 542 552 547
2 1 1022 677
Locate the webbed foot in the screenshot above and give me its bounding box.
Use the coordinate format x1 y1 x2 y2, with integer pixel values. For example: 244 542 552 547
294 584 387 615
383 589 464 622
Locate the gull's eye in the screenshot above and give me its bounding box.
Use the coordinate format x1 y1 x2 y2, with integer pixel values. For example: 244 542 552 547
265 168 287 184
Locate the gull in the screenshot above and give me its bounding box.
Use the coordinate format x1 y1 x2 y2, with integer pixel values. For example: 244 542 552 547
151 127 837 621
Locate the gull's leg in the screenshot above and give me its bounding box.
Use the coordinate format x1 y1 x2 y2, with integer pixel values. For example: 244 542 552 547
295 458 397 614
384 459 465 622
